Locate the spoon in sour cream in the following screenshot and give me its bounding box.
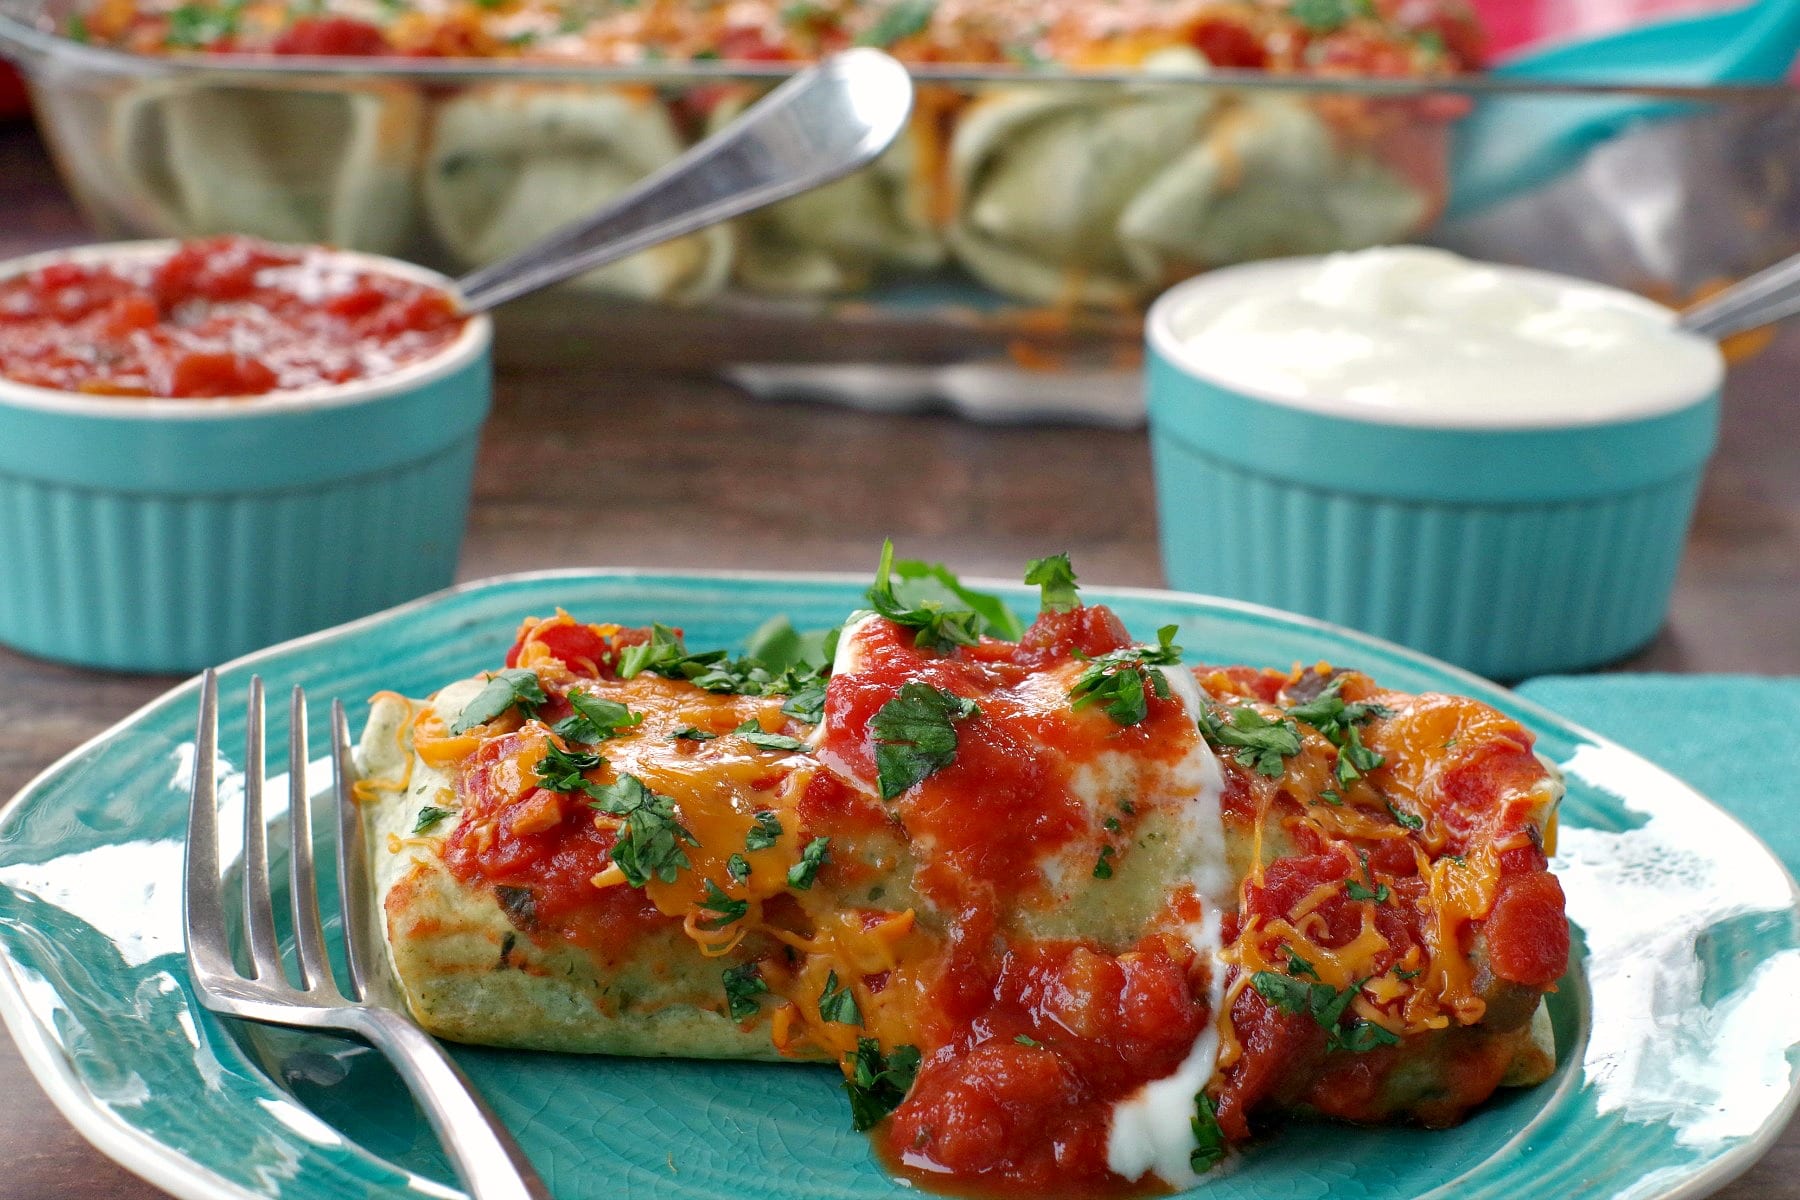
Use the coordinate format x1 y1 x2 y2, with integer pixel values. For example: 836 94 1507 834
453 47 913 312
1678 247 1800 342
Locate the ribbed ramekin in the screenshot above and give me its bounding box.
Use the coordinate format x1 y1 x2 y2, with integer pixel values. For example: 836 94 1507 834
1145 262 1723 681
0 241 493 673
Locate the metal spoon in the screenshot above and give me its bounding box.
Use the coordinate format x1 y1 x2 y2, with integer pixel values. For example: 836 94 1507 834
1678 247 1800 341
455 48 913 312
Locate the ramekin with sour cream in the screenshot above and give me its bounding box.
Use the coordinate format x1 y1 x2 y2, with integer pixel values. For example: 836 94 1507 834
1145 245 1725 679
0 238 493 672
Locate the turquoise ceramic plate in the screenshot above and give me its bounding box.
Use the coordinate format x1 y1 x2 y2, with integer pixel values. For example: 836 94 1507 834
3 571 1797 1200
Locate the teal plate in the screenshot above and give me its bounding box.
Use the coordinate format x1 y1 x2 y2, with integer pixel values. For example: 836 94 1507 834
3 571 1798 1200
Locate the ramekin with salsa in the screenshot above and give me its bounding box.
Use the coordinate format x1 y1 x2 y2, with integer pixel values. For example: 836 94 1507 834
0 235 492 671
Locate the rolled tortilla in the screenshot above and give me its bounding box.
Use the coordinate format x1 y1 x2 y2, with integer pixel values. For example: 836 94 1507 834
709 87 947 296
107 79 424 253
421 83 733 303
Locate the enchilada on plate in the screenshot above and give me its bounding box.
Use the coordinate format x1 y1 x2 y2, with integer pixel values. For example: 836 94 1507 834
355 547 1566 1194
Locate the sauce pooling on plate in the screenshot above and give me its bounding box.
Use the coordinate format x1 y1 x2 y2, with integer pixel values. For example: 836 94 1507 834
0 235 466 399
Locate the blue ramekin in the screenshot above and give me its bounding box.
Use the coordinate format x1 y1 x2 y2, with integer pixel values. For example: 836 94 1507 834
0 241 493 673
1145 258 1723 681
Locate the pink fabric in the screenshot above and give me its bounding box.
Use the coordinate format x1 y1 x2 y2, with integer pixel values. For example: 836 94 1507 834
1474 0 1742 57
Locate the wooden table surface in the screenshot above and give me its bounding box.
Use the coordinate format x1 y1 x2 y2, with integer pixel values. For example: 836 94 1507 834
1 120 1797 1200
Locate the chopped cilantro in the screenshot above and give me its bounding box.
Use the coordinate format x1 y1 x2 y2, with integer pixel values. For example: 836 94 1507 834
412 805 454 834
1191 1092 1227 1173
1393 965 1422 981
870 682 980 800
722 962 768 1021
727 853 751 884
1288 0 1369 33
164 0 242 48
1068 625 1182 726
1103 816 1122 833
865 540 1022 649
843 1038 922 1132
1198 704 1303 777
671 727 717 742
1334 1021 1402 1053
1014 1034 1042 1048
534 742 605 794
1334 725 1386 787
696 880 748 931
588 774 698 887
781 679 828 724
553 690 641 743
746 810 783 851
1093 845 1116 880
734 719 810 753
1285 946 1320 979
1346 853 1390 904
787 836 831 889
1386 801 1424 831
451 668 546 733
617 623 723 681
1319 788 1344 806
856 0 936 49
65 12 88 39
743 615 838 675
1023 553 1079 613
819 970 862 1025
1287 677 1393 742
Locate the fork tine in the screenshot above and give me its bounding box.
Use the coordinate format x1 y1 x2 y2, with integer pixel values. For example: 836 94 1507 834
240 677 286 984
184 670 235 982
287 687 337 996
332 700 381 1003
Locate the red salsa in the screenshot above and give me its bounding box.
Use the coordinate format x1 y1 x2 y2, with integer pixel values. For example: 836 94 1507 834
0 235 466 399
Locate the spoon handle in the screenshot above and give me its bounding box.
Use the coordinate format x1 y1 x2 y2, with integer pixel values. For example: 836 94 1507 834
1678 247 1800 341
456 48 913 313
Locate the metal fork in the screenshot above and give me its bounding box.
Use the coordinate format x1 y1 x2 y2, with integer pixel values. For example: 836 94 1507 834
184 671 552 1200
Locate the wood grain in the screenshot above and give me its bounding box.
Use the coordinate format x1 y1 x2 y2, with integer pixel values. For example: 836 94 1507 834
0 121 1796 1200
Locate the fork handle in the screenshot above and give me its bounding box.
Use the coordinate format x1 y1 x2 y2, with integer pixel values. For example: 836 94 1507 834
351 1007 554 1200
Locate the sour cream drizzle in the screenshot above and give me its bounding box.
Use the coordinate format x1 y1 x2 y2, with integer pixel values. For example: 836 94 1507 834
1105 664 1232 1188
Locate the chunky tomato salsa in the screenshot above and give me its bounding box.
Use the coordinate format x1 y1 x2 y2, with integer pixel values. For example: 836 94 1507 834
0 235 466 399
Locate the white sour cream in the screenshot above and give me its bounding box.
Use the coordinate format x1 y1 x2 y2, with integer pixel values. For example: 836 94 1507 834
1105 664 1233 1188
1156 246 1724 429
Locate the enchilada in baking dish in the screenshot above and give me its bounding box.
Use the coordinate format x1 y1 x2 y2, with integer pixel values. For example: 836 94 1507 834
355 547 1565 1193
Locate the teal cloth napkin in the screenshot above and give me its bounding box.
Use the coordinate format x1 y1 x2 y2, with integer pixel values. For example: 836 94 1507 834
1515 674 1800 874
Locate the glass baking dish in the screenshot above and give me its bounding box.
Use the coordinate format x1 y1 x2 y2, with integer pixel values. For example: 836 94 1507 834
2 0 1798 405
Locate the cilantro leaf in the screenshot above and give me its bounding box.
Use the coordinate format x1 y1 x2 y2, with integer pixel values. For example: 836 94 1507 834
870 682 980 800
722 962 768 1022
534 742 605 794
1023 553 1080 613
697 880 748 931
1286 677 1392 742
787 836 831 889
819 970 862 1025
746 810 783 851
1093 845 1116 880
1334 724 1386 787
865 540 988 651
843 1038 922 1131
781 679 828 724
1285 946 1320 979
1251 970 1378 1048
1289 0 1368 33
727 853 751 884
1386 801 1424 831
412 805 454 834
1014 1034 1042 1048
1068 626 1183 726
165 0 242 48
734 719 810 753
1332 1021 1401 1053
588 774 699 887
1197 704 1302 777
671 727 717 742
1346 853 1390 904
451 668 547 734
744 615 839 674
856 0 936 49
553 690 641 743
1191 1092 1227 1173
